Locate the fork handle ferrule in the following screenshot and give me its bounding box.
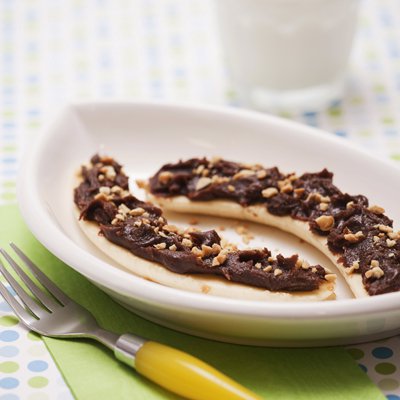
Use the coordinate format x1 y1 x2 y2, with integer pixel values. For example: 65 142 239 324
114 334 147 369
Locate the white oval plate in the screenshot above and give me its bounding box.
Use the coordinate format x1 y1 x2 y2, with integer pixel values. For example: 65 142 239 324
18 102 400 347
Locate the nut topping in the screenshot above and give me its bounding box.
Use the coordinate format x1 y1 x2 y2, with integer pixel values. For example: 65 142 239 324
294 188 305 197
368 205 385 215
212 251 228 267
319 203 329 211
94 192 107 201
387 239 397 248
261 187 278 198
280 183 293 193
182 238 193 247
194 165 205 175
196 177 212 191
129 207 145 216
315 215 334 231
158 171 173 184
201 245 214 257
370 260 380 268
324 274 336 282
301 260 310 270
378 224 393 233
233 169 255 180
118 203 130 215
345 260 360 275
100 166 116 179
365 266 384 279
191 247 202 257
163 224 179 233
307 192 322 203
344 231 364 243
388 232 400 240
99 186 111 195
256 170 267 179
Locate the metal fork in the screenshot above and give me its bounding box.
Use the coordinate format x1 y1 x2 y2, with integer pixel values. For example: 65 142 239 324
0 243 260 400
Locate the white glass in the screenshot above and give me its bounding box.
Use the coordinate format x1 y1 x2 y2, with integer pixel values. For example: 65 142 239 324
215 0 360 112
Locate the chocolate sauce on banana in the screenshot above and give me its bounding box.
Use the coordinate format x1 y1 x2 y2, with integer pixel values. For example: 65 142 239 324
149 157 400 296
74 155 329 293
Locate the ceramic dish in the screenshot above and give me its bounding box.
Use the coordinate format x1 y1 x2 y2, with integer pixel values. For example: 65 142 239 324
17 102 400 346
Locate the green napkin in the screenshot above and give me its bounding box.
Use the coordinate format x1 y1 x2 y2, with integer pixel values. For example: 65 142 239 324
1 205 384 400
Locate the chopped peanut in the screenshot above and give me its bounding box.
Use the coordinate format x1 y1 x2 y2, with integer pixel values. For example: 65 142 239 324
261 187 278 198
315 215 334 231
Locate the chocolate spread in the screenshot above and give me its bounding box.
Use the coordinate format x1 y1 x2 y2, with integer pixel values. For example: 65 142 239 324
149 158 400 296
74 155 329 293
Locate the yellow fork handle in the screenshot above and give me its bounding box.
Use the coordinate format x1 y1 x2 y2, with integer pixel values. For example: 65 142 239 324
135 341 263 400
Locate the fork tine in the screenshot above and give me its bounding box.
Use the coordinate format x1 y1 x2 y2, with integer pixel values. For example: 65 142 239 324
0 280 36 326
10 243 71 306
0 258 44 318
0 248 60 312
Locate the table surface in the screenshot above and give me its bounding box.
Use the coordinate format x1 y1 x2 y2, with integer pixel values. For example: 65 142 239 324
1 0 400 399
